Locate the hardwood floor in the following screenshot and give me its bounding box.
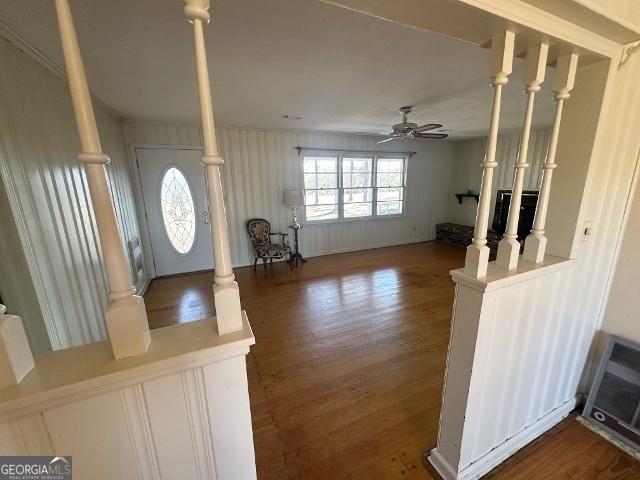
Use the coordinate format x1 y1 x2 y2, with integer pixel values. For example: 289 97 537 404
484 415 640 479
144 241 639 479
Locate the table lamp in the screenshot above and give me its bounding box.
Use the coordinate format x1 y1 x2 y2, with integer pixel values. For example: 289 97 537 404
283 189 303 227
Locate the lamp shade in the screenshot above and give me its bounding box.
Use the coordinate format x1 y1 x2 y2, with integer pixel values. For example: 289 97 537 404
283 189 303 207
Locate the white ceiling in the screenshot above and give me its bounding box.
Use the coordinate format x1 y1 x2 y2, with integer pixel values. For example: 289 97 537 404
0 0 556 138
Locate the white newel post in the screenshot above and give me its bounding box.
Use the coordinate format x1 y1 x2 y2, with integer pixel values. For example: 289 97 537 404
55 0 150 359
0 304 35 388
464 31 515 279
523 53 578 264
184 0 243 335
496 43 548 270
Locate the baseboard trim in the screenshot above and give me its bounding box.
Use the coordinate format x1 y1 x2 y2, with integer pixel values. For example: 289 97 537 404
136 276 151 296
145 237 438 281
236 236 436 268
302 236 435 259
428 396 577 480
428 449 458 480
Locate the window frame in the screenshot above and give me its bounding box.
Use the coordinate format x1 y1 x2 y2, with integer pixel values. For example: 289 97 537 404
158 163 198 256
301 151 408 224
301 155 340 223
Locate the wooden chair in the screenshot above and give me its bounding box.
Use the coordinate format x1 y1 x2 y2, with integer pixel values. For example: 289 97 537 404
246 218 292 277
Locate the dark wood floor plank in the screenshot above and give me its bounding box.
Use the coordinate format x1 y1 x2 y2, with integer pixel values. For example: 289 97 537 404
144 241 639 479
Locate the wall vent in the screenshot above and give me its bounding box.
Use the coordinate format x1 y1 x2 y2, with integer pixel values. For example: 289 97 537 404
583 335 640 451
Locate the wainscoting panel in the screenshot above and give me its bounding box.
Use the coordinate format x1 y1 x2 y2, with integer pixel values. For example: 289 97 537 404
143 373 204 480
460 265 575 468
0 39 143 350
0 319 256 480
44 391 140 480
124 122 456 278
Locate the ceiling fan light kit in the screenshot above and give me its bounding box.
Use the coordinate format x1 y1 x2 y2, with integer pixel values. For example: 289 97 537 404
378 106 448 143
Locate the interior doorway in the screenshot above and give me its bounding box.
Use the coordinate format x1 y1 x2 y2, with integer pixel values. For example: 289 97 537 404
136 147 214 277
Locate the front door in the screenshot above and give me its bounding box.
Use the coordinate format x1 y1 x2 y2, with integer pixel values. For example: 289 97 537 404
136 147 214 277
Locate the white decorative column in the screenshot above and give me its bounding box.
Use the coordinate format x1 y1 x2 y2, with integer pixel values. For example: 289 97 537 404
523 53 579 264
496 43 548 270
0 304 35 388
464 31 515 279
55 0 150 359
184 0 243 335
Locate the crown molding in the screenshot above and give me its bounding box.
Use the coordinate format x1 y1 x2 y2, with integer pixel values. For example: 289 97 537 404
0 20 123 121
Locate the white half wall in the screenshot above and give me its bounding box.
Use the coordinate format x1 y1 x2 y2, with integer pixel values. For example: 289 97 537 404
124 121 456 279
0 39 143 351
432 54 640 479
0 316 257 480
446 128 551 226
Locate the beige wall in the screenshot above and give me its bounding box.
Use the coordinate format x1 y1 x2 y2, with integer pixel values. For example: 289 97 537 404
600 172 640 345
0 39 142 351
124 121 457 279
446 128 551 226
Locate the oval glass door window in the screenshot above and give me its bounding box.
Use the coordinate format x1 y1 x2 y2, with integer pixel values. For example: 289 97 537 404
160 167 196 254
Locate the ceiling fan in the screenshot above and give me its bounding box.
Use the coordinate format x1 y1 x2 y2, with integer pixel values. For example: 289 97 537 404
377 106 448 143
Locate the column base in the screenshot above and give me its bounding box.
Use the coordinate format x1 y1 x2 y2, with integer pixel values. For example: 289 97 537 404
0 313 35 388
523 233 547 264
105 295 151 360
464 243 490 279
214 281 243 335
496 237 520 271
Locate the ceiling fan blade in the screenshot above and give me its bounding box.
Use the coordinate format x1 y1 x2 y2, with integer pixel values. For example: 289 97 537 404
414 133 449 139
413 123 443 133
377 137 398 144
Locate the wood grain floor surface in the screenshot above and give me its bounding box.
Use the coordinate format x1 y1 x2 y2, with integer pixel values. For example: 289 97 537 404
144 241 640 479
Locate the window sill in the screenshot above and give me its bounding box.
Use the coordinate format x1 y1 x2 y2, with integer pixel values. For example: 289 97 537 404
303 214 408 226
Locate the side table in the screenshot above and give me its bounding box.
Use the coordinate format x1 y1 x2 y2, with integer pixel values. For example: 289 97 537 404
288 224 306 267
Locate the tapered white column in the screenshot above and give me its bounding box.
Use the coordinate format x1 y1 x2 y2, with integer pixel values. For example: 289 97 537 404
496 43 548 270
184 0 243 334
464 31 515 279
523 54 578 264
55 0 150 359
0 304 35 388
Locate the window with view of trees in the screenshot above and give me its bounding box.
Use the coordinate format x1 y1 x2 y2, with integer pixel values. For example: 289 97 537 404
302 153 407 222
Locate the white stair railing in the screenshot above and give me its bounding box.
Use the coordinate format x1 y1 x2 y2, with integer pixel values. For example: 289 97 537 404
55 0 150 359
523 53 579 264
0 304 34 388
496 42 548 270
184 0 244 334
464 30 515 279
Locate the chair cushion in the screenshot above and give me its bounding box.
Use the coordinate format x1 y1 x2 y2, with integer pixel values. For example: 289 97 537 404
255 243 291 258
247 219 271 246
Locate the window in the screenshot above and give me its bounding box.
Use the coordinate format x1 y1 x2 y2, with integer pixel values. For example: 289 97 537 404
303 156 339 221
160 167 196 254
376 158 405 216
343 157 373 218
302 153 406 222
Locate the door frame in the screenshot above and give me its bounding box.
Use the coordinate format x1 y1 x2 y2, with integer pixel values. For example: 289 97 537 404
129 144 204 287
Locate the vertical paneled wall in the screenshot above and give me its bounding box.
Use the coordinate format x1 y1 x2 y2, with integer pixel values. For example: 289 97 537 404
0 39 142 351
459 265 576 471
0 348 256 480
124 121 456 278
446 128 551 226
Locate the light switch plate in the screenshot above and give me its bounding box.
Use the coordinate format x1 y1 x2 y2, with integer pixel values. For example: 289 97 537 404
582 220 593 242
